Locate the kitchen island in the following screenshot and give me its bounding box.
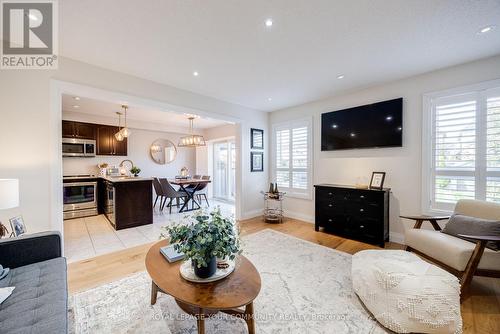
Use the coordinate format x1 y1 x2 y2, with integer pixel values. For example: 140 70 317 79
101 176 153 230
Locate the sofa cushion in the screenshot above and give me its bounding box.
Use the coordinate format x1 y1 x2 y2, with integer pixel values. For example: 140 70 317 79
442 214 500 251
0 257 67 334
352 250 462 334
405 228 499 271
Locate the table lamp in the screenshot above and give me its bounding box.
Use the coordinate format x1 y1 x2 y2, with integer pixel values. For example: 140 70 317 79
0 179 19 238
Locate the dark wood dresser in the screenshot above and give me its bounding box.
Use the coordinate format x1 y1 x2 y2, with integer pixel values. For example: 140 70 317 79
314 184 390 247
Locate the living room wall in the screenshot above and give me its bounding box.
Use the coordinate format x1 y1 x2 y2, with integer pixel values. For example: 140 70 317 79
269 55 500 242
0 57 268 233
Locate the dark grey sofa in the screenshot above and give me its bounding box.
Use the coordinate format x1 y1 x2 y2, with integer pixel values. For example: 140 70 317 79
0 232 68 334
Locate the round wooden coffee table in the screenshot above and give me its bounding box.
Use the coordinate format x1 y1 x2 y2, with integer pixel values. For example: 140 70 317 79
145 240 261 334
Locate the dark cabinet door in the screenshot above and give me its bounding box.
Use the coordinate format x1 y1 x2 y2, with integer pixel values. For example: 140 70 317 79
97 125 114 155
62 121 75 138
74 122 96 140
96 125 128 156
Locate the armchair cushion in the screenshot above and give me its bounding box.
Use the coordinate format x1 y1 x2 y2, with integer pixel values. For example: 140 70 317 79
442 214 500 251
405 229 499 272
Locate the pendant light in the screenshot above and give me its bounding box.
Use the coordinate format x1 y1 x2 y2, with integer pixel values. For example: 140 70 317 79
178 116 206 147
120 105 131 138
115 112 124 141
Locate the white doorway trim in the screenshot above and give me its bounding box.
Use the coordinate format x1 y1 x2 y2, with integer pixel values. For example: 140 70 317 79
49 79 244 236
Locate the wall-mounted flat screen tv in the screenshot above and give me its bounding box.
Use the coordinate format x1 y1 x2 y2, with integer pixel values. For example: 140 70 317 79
321 98 403 151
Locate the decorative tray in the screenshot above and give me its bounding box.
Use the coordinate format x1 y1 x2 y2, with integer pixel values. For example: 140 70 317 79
180 259 235 283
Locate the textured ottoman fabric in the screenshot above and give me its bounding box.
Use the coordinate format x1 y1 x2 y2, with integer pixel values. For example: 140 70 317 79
0 257 68 334
352 250 462 334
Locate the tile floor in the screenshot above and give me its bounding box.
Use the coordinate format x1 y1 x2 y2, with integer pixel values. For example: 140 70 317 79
63 198 235 263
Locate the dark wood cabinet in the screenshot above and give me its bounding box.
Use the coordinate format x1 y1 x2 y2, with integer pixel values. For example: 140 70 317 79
62 121 96 140
103 179 152 230
314 184 389 247
96 125 127 156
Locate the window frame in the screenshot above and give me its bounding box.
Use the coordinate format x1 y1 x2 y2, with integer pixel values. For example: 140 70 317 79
422 78 500 214
271 117 313 200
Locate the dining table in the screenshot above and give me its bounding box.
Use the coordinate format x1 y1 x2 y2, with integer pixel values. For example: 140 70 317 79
169 178 211 213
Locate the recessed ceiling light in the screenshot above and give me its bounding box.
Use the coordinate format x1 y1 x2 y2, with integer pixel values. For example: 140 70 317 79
386 115 393 121
478 26 494 34
193 71 199 76
72 105 80 108
332 124 338 129
337 75 345 79
73 96 80 101
265 19 273 27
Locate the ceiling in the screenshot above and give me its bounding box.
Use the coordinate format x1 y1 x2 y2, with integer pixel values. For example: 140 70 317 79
59 0 500 112
61 95 230 129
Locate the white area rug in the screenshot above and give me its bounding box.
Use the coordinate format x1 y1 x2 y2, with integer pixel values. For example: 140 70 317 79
69 229 387 333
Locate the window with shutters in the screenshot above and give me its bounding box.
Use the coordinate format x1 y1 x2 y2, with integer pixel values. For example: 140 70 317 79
423 81 500 212
272 118 312 199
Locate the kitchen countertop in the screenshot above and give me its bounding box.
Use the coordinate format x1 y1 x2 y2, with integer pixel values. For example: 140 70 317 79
63 175 153 183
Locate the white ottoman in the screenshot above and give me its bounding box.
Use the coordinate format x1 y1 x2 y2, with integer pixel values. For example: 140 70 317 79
352 250 462 334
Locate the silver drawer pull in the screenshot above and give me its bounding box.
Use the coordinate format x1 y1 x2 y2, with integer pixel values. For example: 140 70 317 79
360 195 365 199
328 219 332 222
359 208 364 212
328 204 333 207
360 225 365 228
328 192 333 195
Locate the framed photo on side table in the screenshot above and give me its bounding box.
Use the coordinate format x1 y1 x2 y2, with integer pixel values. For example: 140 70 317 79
250 128 264 149
9 215 26 237
369 172 386 190
251 152 264 172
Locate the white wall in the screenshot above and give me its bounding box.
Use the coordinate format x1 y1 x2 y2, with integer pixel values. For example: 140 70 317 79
269 55 500 242
0 57 268 233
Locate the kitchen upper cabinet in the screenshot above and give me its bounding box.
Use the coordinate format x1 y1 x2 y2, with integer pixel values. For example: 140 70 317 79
96 125 127 156
62 121 96 140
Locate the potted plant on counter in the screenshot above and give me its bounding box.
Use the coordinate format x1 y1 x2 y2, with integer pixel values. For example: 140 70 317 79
162 208 241 278
130 166 141 177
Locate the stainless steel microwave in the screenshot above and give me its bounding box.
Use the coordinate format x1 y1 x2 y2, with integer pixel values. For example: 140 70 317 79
62 138 96 157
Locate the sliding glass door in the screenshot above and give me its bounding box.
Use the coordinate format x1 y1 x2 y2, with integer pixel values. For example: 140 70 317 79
213 139 236 202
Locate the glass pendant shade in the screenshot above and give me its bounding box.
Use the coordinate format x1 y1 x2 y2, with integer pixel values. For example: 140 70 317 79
115 131 124 141
121 127 131 138
178 117 206 147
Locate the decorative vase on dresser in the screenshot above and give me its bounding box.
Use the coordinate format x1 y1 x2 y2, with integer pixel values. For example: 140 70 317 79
314 184 390 247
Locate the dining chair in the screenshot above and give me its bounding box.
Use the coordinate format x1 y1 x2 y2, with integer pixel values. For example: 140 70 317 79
152 178 166 209
195 176 210 207
159 178 187 214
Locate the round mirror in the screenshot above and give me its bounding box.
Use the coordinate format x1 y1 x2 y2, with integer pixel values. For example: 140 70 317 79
150 139 177 165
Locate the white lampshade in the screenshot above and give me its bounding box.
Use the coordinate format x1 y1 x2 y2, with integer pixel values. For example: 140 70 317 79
0 179 19 210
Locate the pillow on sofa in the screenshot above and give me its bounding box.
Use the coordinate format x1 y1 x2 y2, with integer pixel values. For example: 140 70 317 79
0 287 15 304
442 214 500 251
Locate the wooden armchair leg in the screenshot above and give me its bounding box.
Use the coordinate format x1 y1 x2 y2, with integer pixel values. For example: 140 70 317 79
459 239 487 297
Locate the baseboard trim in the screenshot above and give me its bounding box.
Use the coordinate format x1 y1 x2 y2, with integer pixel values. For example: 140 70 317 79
284 211 314 223
389 231 405 244
240 209 262 220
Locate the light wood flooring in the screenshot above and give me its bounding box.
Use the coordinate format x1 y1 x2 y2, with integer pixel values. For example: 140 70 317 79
68 217 500 333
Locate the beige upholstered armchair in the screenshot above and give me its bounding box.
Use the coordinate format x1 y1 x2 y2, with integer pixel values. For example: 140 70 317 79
404 199 500 295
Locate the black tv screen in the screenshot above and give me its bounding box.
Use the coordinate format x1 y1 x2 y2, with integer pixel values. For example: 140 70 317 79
321 98 403 151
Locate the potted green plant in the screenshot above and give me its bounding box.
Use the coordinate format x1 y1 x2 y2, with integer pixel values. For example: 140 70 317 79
161 208 241 278
130 166 141 177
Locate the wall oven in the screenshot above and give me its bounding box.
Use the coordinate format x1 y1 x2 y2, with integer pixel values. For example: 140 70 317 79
63 181 98 219
62 138 96 157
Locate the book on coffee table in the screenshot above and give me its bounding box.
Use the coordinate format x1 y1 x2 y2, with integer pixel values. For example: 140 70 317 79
160 244 185 263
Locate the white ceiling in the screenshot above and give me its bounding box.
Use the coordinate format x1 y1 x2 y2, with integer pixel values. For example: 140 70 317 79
61 95 230 129
60 0 500 112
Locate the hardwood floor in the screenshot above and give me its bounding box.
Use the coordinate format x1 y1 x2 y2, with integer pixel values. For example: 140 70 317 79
68 216 500 333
